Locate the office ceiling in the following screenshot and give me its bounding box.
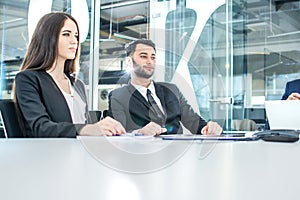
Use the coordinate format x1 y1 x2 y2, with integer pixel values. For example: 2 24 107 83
1 0 300 75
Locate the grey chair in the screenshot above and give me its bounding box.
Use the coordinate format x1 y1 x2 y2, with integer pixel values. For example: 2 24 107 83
102 110 108 119
0 99 25 138
232 119 258 131
88 110 102 122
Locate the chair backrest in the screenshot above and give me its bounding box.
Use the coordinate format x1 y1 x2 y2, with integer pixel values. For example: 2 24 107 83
88 110 102 122
232 119 258 131
0 99 24 138
102 110 108 119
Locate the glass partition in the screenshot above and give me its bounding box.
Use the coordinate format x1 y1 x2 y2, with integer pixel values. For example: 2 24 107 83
149 0 300 131
97 0 150 113
150 0 229 131
231 0 300 130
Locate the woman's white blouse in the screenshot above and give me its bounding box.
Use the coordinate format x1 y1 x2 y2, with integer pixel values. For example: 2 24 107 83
60 79 86 124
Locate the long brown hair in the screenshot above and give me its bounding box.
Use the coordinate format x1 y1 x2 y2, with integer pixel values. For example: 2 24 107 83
20 12 80 74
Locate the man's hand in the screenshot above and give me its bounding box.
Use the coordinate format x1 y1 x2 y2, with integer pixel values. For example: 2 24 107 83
287 93 300 100
138 122 167 136
201 121 223 135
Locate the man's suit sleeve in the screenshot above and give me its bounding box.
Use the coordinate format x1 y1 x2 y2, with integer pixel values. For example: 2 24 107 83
281 81 290 100
108 90 127 129
176 86 207 134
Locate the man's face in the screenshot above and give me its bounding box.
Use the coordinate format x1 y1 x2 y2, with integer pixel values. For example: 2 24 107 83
130 43 156 79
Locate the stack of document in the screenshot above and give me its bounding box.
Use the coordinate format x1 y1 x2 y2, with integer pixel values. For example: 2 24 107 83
160 132 259 141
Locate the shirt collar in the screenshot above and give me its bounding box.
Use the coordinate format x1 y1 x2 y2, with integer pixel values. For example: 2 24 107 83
131 80 156 100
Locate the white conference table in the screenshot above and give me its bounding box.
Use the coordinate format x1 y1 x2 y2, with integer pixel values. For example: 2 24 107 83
1 136 300 200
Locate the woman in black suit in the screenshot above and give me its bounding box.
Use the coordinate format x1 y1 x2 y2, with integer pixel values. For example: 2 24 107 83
14 12 125 137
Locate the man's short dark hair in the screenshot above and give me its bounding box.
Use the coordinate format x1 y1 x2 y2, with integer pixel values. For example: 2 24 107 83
125 39 156 57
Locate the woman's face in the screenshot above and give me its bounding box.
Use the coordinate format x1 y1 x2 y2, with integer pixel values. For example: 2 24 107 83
57 18 78 61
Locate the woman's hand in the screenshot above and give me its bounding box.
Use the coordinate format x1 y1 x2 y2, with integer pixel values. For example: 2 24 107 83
79 116 126 136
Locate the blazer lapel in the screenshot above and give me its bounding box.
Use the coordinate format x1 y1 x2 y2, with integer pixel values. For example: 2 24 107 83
43 71 73 122
127 82 150 108
154 82 167 114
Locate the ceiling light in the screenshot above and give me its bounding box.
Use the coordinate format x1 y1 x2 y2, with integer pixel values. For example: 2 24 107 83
113 33 138 41
101 0 149 10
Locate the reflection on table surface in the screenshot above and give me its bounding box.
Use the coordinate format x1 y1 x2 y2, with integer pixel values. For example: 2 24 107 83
1 137 300 200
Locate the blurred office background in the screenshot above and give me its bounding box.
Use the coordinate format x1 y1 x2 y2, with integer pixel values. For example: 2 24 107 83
1 0 300 132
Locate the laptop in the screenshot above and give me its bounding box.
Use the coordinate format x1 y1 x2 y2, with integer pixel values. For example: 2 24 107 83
265 100 300 130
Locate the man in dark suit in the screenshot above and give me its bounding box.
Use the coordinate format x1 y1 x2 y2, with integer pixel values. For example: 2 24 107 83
108 39 222 136
282 79 300 100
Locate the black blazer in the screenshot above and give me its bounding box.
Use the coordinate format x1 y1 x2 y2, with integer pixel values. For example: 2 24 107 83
108 82 207 134
15 70 89 138
281 79 300 100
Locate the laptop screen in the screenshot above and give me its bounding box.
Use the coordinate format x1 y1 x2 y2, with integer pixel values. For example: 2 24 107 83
265 100 300 130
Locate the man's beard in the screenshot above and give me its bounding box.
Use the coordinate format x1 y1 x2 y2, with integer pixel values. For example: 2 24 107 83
132 58 154 79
